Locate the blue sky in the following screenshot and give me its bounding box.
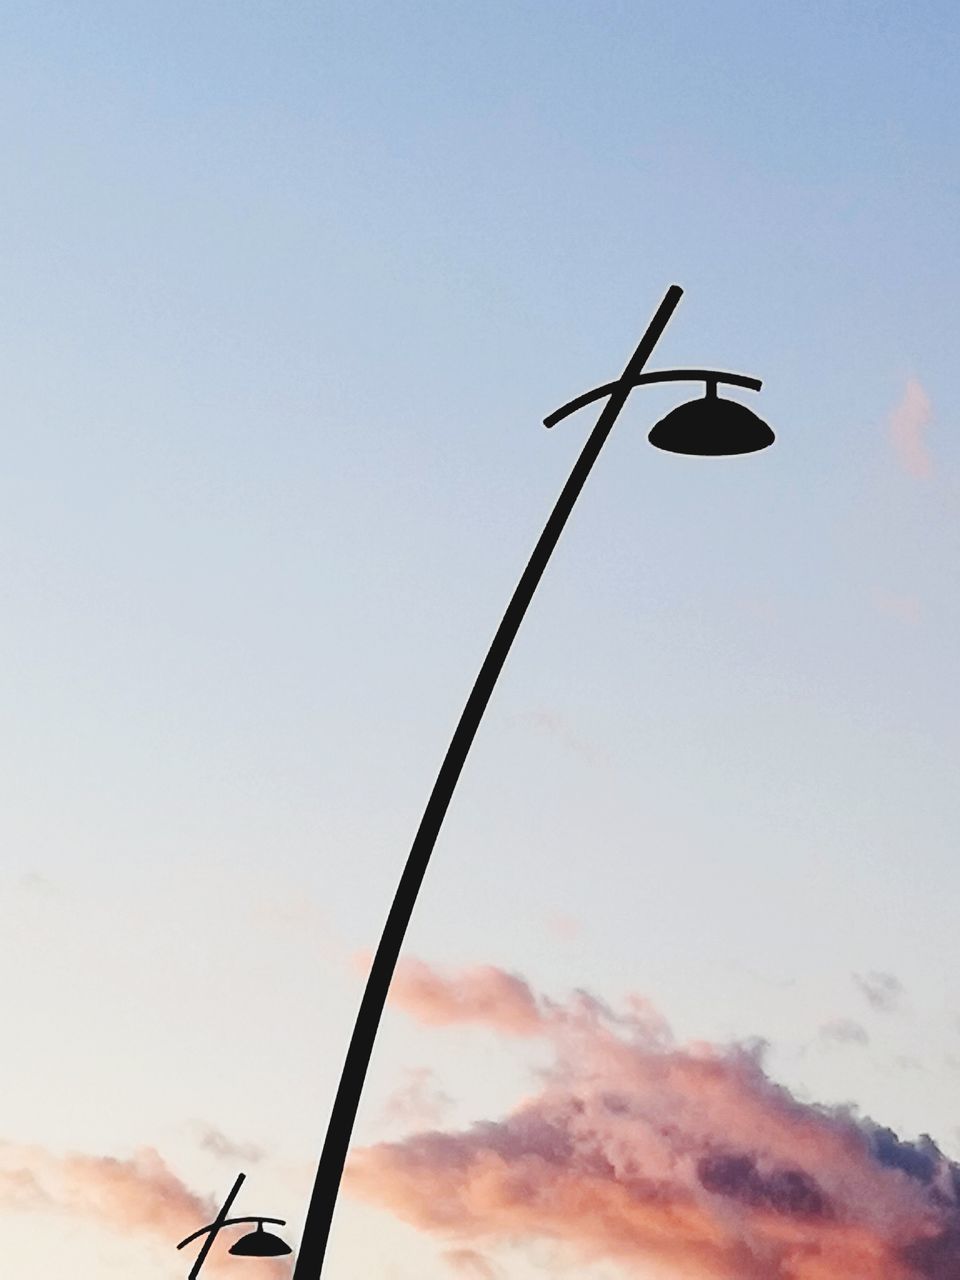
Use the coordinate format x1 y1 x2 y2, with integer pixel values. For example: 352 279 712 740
1 4 959 1278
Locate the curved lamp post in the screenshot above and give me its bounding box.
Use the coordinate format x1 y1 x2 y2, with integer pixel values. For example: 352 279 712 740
291 284 772 1280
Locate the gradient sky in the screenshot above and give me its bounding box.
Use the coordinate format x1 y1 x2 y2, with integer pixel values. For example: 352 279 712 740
2 3 960 1278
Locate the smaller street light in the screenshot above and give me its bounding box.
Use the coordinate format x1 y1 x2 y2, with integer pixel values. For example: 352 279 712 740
177 1172 292 1278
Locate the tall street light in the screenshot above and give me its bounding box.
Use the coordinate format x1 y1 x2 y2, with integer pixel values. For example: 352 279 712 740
290 284 773 1280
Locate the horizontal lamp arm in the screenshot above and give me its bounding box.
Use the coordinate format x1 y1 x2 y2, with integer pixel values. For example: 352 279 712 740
543 368 763 429
176 1216 287 1250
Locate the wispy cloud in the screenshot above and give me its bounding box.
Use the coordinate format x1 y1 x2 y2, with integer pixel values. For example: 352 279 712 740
346 957 960 1280
443 1246 498 1280
379 1067 454 1130
544 912 582 942
516 708 610 767
818 1018 870 1047
15 871 60 897
193 1123 265 1165
0 1143 213 1236
889 378 933 479
874 590 921 625
854 971 905 1013
0 1164 50 1210
0 1143 290 1277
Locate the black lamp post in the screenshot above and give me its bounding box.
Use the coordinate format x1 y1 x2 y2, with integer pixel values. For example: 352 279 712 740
290 285 772 1280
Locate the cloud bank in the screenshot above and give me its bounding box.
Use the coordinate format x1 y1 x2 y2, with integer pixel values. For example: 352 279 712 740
0 1142 291 1277
343 959 960 1280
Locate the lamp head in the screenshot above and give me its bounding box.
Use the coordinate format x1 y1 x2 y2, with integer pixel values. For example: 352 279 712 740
228 1222 293 1258
649 384 774 456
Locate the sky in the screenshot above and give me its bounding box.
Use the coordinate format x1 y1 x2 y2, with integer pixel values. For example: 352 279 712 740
1 2 960 1277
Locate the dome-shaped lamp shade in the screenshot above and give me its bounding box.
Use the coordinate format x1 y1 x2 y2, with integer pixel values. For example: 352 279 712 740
648 388 774 456
229 1223 293 1258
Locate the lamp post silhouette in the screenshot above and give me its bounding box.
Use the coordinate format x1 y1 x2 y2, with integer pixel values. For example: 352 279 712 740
177 1172 292 1278
290 284 773 1280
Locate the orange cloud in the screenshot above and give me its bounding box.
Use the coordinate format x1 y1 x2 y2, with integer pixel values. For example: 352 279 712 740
345 959 960 1280
889 378 933 478
0 1143 291 1277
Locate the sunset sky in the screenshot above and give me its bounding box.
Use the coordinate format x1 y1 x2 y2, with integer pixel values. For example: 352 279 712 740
3 3 960 1279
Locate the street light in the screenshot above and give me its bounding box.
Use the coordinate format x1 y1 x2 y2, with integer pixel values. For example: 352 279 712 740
177 1172 291 1279
290 285 772 1280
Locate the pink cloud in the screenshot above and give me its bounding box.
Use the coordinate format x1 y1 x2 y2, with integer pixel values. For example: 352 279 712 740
387 957 671 1048
889 378 933 479
387 957 546 1036
0 1143 291 1277
345 959 960 1280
